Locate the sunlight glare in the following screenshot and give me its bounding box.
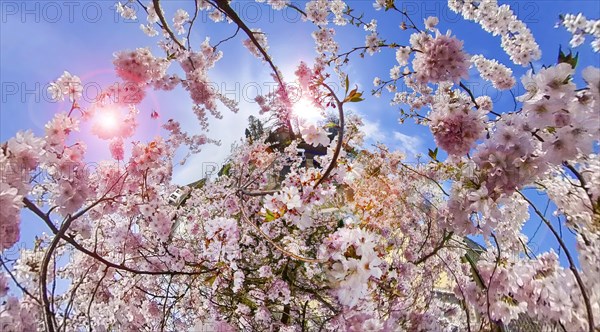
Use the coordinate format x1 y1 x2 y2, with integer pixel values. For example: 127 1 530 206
292 98 323 124
97 110 118 130
92 106 122 139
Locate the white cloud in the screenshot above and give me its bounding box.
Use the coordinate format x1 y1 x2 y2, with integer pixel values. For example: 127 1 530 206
393 131 423 157
171 62 266 185
171 100 257 185
361 118 385 142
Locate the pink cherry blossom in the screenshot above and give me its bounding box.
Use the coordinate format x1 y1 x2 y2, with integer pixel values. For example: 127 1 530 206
301 124 330 147
113 48 170 85
412 31 470 84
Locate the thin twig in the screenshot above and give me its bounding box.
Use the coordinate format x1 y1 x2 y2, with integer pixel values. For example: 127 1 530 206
518 190 595 332
399 163 449 196
213 26 241 50
214 0 283 85
238 197 325 263
412 231 453 265
86 267 108 332
24 197 214 276
459 82 479 108
160 275 173 331
240 189 279 197
59 265 94 332
436 253 472 332
152 0 186 50
0 257 42 305
186 0 199 49
563 161 597 208
390 4 422 32
286 3 307 17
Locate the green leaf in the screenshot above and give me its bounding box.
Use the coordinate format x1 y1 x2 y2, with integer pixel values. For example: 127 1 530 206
345 75 350 95
205 274 218 286
557 45 579 69
428 148 438 161
218 163 232 177
264 209 277 222
343 87 357 102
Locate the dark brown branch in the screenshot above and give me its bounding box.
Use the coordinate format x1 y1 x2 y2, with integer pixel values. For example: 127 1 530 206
239 189 279 197
40 214 74 332
24 197 214 276
412 231 453 265
314 82 344 189
214 0 283 85
152 0 186 50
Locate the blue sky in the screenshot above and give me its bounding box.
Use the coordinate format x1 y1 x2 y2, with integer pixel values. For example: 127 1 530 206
1 0 599 266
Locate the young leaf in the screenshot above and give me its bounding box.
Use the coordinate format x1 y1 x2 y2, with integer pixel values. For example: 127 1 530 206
264 209 277 222
428 148 438 161
557 45 579 69
345 75 350 95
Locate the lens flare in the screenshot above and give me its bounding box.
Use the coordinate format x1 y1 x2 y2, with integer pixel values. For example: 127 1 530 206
92 106 121 139
292 98 323 124
97 110 118 130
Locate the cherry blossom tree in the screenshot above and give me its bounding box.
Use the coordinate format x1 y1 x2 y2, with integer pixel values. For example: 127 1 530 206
1 0 599 331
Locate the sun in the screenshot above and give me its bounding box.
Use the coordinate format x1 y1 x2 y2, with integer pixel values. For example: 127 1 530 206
96 109 119 130
91 106 122 139
291 97 324 124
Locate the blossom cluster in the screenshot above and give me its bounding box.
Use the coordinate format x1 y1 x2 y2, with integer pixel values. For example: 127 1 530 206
243 29 269 59
428 86 487 156
559 13 600 52
448 0 542 66
113 48 170 85
319 228 385 308
471 54 516 90
47 71 83 102
179 39 225 112
411 31 470 84
300 124 330 147
304 0 347 26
